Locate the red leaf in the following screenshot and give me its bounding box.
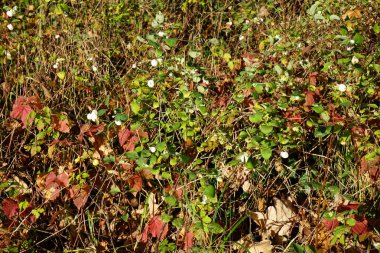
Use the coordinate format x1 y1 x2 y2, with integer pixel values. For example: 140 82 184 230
56 172 69 187
45 172 57 188
285 107 302 123
141 216 168 243
69 184 90 209
118 128 139 151
338 203 361 212
2 199 18 219
10 97 33 128
304 92 315 107
322 219 339 231
52 115 70 133
351 216 368 235
308 72 318 86
128 175 142 193
184 231 194 252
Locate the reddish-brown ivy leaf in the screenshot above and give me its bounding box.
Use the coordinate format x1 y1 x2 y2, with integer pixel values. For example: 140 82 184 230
285 107 302 123
45 172 57 188
351 216 368 235
70 184 90 209
337 203 361 212
2 198 18 219
56 172 69 187
308 72 318 86
322 219 339 231
52 115 70 133
128 175 142 193
10 97 33 128
184 231 194 252
304 92 315 107
149 216 168 240
141 216 168 243
118 128 139 151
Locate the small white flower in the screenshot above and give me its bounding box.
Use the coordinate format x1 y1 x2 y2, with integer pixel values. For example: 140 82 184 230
55 34 60 39
169 72 173 77
239 153 249 163
7 24 14 31
350 39 355 44
245 19 250 24
132 63 137 68
5 51 11 60
115 120 122 126
239 35 245 41
149 146 156 153
351 56 359 64
280 151 289 159
92 65 97 72
226 21 232 26
87 110 98 122
337 83 347 92
88 57 93 61
346 46 352 51
260 18 264 22
53 63 59 69
6 9 14 17
151 59 158 67
157 31 165 37
147 79 155 88
201 195 208 204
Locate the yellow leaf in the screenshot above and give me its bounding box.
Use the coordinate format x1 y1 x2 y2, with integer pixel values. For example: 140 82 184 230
342 8 362 20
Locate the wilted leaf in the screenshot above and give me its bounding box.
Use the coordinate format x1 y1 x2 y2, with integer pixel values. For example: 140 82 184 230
184 231 194 252
10 96 34 128
342 8 362 20
52 115 70 133
247 240 273 253
69 184 90 209
2 199 18 219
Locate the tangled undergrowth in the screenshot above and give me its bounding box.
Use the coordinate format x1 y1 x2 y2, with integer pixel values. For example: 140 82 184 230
1 0 379 252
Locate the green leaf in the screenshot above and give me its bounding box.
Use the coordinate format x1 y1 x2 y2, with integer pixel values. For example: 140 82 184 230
249 112 264 123
57 71 66 80
353 33 364 45
189 51 201 58
130 100 140 114
97 109 107 117
110 185 121 195
103 156 115 163
374 23 380 34
165 195 177 206
307 1 320 15
259 124 273 135
260 148 272 160
204 185 215 198
293 243 305 253
121 213 129 222
314 126 332 138
164 38 177 47
274 64 283 75
346 217 356 227
208 222 224 234
172 218 184 228
202 216 212 224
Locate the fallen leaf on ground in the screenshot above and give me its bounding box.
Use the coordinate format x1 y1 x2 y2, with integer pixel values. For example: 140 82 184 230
2 199 18 219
